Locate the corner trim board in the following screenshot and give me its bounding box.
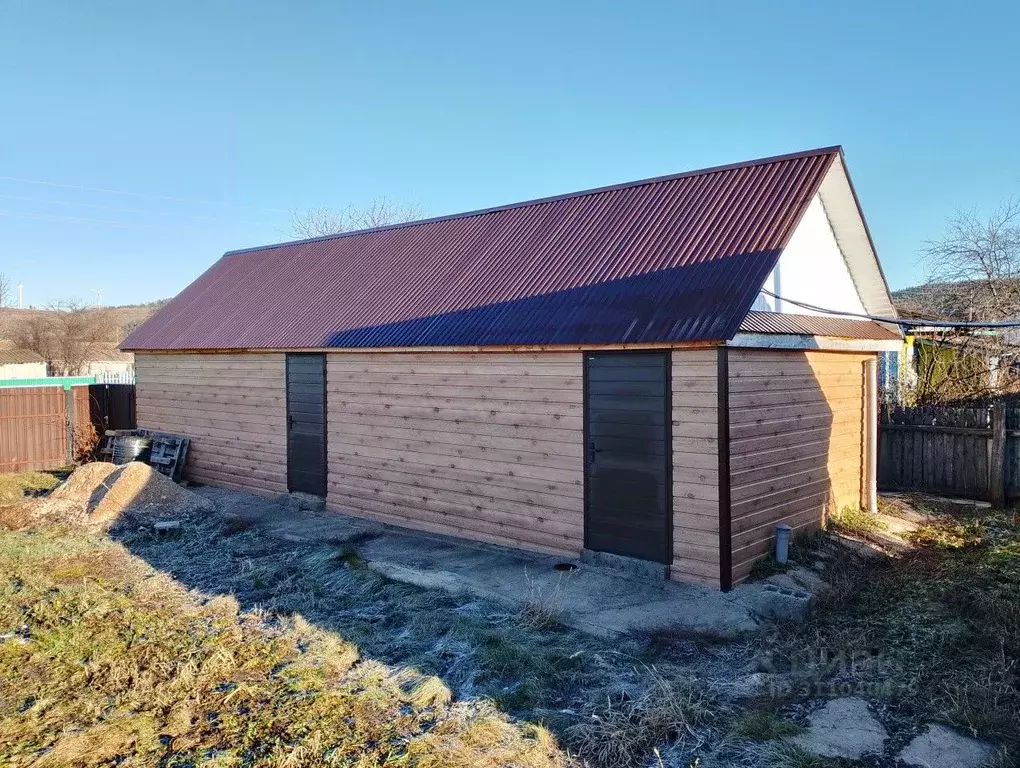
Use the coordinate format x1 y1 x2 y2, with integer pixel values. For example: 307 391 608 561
664 351 674 568
864 357 878 513
717 346 732 591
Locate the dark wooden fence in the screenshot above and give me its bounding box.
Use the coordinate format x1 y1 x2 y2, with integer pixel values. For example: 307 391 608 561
88 384 136 433
878 404 1019 504
0 383 136 474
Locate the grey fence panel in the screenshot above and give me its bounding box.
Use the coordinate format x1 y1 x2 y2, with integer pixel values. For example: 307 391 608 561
878 405 1020 502
1006 409 1020 500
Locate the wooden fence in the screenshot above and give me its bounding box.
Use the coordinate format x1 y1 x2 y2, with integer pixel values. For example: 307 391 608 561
0 383 136 474
878 404 1020 504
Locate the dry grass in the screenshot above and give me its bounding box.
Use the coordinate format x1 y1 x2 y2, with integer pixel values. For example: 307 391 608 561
0 472 62 531
761 503 1020 759
770 742 838 768
0 470 59 506
0 503 33 531
564 668 719 767
0 479 731 765
0 528 571 767
517 569 568 630
826 506 888 537
0 476 745 765
733 709 805 741
219 514 253 537
643 626 733 655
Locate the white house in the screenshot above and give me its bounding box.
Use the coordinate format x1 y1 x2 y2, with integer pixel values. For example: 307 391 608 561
0 349 47 379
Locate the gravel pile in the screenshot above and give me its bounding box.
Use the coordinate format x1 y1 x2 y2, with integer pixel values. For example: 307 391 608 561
50 462 119 504
34 461 214 529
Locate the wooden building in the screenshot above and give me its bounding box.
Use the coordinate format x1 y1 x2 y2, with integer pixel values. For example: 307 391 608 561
123 147 901 589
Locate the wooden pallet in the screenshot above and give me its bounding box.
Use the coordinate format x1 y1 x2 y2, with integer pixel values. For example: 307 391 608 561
99 429 190 483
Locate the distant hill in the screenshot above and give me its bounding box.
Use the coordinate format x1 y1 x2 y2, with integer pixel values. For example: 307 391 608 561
891 280 1020 322
891 284 945 319
0 300 168 346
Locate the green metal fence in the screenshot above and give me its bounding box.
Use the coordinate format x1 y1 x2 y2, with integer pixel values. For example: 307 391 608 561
0 376 96 390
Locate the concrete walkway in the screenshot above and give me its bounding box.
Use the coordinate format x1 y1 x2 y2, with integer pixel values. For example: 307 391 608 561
198 486 803 639
358 529 762 638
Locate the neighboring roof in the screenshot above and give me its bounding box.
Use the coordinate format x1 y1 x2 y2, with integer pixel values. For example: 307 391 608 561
0 349 45 365
124 147 874 351
738 311 901 341
910 328 1020 356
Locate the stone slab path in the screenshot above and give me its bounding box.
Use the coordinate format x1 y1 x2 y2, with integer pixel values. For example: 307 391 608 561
898 724 993 768
792 697 888 758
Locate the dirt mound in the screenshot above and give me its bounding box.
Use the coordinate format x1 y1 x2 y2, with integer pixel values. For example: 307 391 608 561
31 461 214 529
50 462 119 503
91 462 214 524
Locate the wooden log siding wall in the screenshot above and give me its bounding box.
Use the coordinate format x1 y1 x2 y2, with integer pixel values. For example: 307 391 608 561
135 354 287 495
325 352 585 556
132 346 877 588
670 348 721 587
727 349 871 583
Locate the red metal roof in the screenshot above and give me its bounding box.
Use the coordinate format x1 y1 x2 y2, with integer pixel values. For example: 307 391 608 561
738 311 901 340
123 147 841 351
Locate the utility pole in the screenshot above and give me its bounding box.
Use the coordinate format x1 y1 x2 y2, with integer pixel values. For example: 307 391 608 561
92 288 104 308
17 282 23 309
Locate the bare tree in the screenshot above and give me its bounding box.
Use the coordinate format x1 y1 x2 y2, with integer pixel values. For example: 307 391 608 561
289 197 424 239
922 197 1020 321
11 301 116 376
910 197 1020 403
0 272 10 308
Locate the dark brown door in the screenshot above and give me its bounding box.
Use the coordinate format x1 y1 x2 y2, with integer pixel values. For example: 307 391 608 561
286 353 327 496
585 352 670 563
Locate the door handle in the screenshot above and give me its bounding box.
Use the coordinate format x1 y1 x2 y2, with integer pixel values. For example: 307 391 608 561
588 440 602 467
287 413 294 430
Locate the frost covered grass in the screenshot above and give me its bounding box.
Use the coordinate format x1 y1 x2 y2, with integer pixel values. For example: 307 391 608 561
0 527 568 767
0 478 737 767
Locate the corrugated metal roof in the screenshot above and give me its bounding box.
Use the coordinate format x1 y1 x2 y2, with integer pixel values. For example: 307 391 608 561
0 349 45 365
738 311 901 340
123 147 841 351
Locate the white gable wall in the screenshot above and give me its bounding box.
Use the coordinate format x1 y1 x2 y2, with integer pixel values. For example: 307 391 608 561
754 194 866 317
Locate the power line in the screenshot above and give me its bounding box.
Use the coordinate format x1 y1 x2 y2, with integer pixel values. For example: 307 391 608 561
0 209 146 229
0 175 288 214
0 207 275 232
760 289 1020 330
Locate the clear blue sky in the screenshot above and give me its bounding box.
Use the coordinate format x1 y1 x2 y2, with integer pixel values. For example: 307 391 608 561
1 1 1017 307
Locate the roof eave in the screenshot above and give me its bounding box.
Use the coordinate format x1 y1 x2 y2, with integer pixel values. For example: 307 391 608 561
820 152 898 319
729 333 901 352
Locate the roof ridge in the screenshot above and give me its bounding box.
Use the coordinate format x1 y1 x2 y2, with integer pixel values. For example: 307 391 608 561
224 145 842 258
